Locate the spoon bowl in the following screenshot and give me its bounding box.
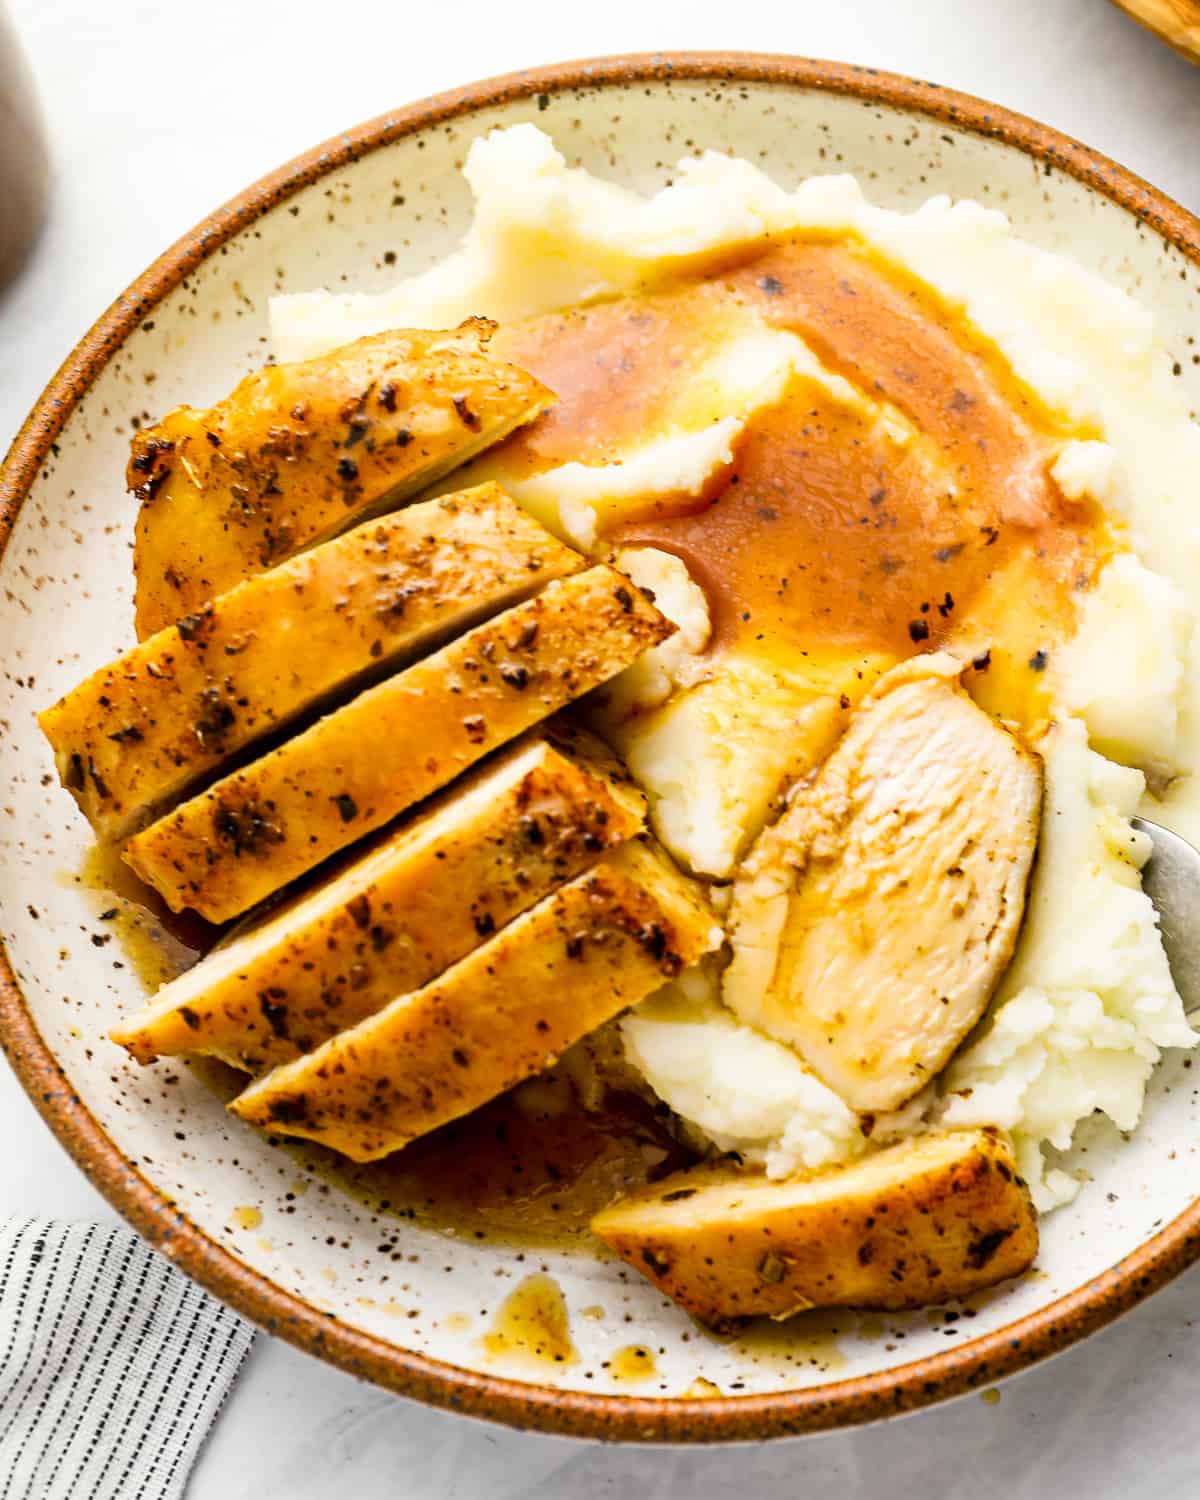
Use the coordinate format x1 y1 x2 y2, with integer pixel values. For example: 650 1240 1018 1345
1132 817 1200 1016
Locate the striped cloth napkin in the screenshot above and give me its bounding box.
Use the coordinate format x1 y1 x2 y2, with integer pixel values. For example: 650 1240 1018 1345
0 1219 254 1499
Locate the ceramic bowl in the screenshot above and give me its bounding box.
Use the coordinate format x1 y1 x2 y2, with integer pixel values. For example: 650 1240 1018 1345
4 54 1200 1443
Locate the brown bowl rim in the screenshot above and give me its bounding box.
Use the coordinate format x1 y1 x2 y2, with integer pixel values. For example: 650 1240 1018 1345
4 51 1200 1443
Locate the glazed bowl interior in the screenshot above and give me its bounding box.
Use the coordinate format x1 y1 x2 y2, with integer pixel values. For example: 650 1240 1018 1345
3 56 1200 1441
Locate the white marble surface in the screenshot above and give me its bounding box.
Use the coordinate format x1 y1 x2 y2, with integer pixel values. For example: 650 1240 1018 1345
2 0 1199 1492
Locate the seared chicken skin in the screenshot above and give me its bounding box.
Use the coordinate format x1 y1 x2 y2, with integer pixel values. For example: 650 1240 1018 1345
724 653 1041 1113
229 840 721 1161
130 320 554 637
592 1126 1038 1324
124 567 672 922
110 728 645 1073
40 485 581 840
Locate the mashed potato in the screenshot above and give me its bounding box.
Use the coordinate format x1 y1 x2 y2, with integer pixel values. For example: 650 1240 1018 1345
500 422 741 551
621 969 865 1175
944 720 1196 1208
607 663 852 877
272 125 819 359
598 548 711 719
1053 553 1192 782
273 126 1200 1213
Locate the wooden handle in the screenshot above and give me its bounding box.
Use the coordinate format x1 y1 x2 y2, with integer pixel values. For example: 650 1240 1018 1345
1110 0 1200 64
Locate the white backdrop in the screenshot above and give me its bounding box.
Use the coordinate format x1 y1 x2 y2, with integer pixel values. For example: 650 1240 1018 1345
2 1 1199 1494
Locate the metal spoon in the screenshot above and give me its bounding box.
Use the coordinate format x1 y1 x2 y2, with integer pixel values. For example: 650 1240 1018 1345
1133 817 1200 1017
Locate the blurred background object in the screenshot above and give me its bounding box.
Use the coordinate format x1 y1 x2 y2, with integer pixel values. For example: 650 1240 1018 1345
0 4 48 290
1111 0 1200 63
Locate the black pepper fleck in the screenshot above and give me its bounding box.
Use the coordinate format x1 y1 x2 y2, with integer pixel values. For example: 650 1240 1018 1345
452 396 480 430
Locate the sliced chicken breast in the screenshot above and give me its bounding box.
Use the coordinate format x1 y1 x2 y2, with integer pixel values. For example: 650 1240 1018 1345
109 727 644 1072
124 567 672 922
130 320 554 637
40 485 582 840
591 1126 1038 1325
723 653 1041 1113
228 840 722 1161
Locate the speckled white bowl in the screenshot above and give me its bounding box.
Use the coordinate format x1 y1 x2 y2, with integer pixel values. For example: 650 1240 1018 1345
4 55 1200 1442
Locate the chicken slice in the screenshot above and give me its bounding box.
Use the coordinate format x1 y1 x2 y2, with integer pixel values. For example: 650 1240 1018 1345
40 485 582 840
591 1126 1038 1325
109 727 644 1073
228 840 722 1160
723 653 1041 1113
124 567 672 922
130 319 554 637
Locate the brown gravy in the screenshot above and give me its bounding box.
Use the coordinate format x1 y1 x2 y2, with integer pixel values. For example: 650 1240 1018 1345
328 1085 696 1247
497 236 1112 724
481 1273 578 1367
77 842 215 992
